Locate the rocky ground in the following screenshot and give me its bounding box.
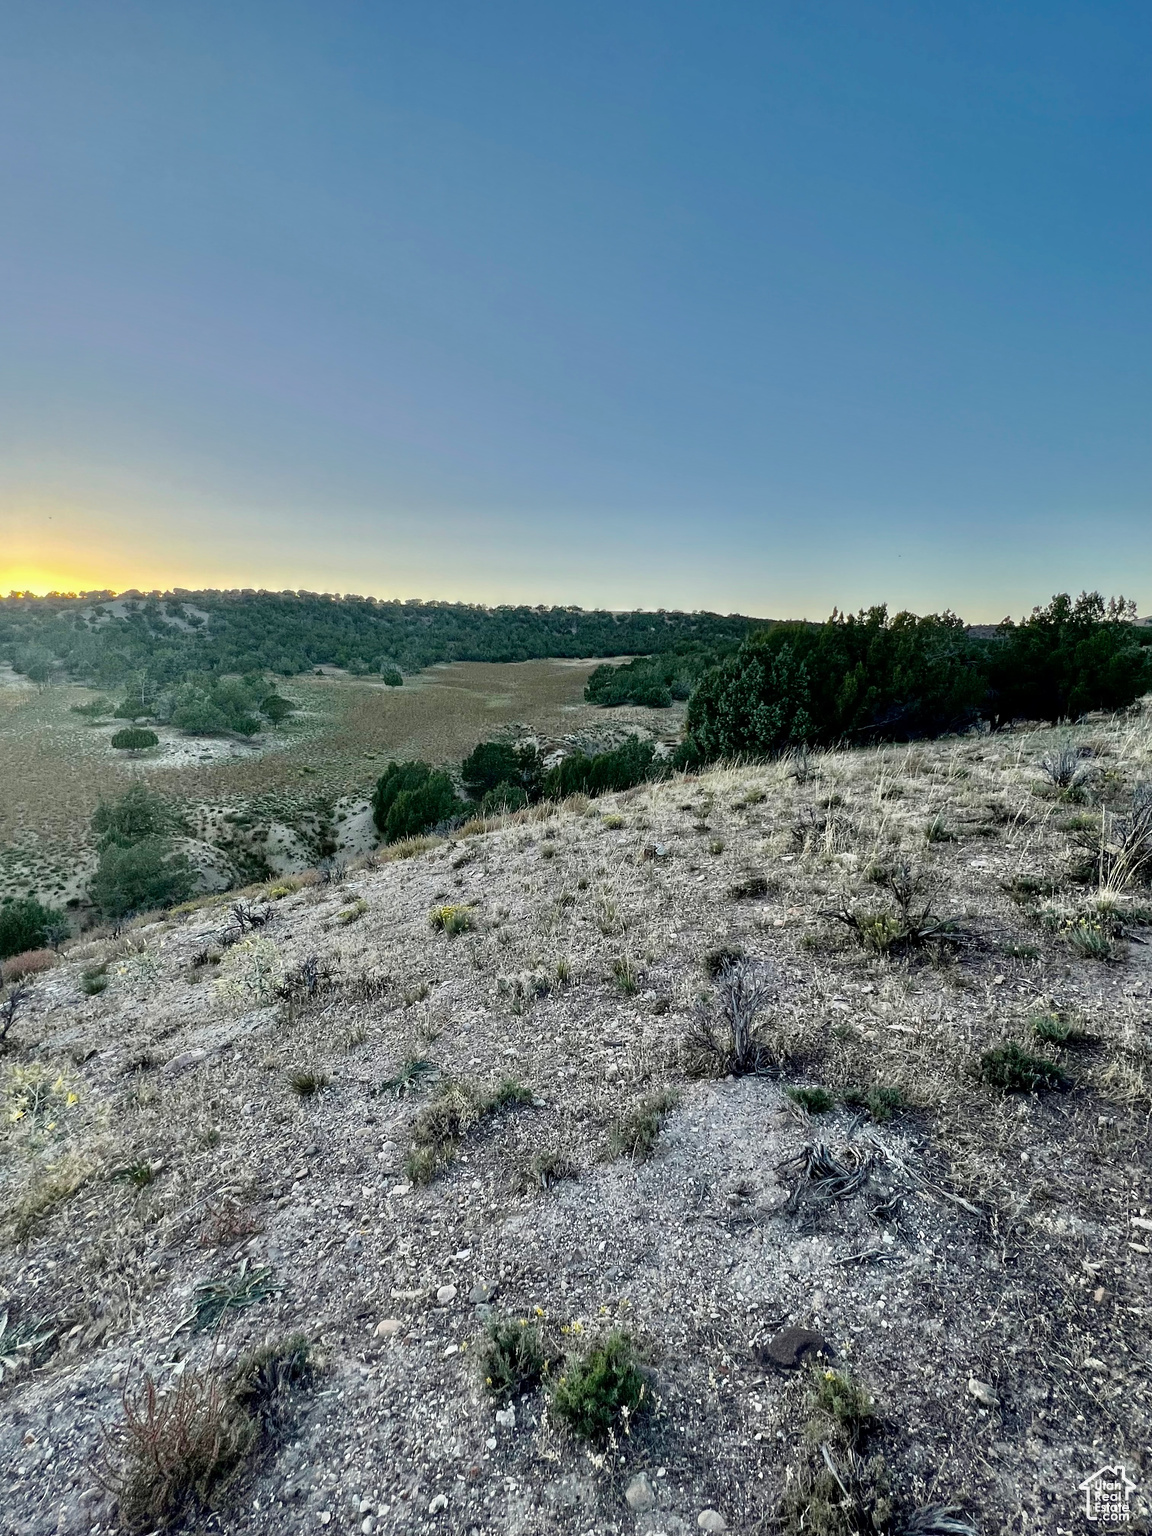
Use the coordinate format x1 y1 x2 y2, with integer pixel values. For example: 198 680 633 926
2 717 1151 1535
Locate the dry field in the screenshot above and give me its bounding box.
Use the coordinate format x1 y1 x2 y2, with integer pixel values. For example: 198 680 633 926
1 712 1150 1536
0 660 679 906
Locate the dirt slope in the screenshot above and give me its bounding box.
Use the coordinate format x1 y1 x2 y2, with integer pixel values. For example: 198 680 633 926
2 721 1150 1536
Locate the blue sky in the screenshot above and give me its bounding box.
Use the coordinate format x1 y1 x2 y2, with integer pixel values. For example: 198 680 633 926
1 2 1148 618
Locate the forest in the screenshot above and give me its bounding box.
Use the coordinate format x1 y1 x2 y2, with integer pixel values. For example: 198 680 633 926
0 589 762 688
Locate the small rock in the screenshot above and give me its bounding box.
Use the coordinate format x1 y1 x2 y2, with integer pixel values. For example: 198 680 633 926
967 1376 999 1407
625 1473 656 1511
436 1284 458 1306
1092 1287 1110 1304
469 1280 497 1304
345 1234 363 1255
698 1511 727 1533
373 1318 402 1339
163 1048 210 1077
359 1501 374 1515
756 1327 832 1370
428 1494 448 1515
318 1515 332 1527
485 1436 497 1450
495 1406 516 1430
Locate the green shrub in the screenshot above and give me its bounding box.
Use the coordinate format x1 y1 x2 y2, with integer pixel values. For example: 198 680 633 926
480 782 529 815
0 898 68 960
111 728 159 753
371 761 462 842
461 741 543 802
987 592 1152 726
259 695 294 724
90 838 195 919
92 785 180 850
786 1086 834 1114
979 1042 1070 1093
478 1317 554 1403
381 666 403 686
542 738 657 799
549 1332 650 1443
428 903 472 936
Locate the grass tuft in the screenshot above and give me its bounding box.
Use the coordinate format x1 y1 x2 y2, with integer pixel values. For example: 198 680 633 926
979 1042 1070 1093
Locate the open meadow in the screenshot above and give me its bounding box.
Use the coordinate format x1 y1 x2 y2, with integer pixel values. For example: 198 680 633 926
0 661 683 908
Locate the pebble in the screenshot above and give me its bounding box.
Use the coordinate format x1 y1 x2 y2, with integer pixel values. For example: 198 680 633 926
436 1284 458 1306
698 1511 727 1533
469 1280 497 1304
374 1319 403 1338
1092 1287 1110 1304
495 1406 516 1429
361 1521 374 1534
359 1500 374 1514
428 1494 449 1515
967 1377 999 1407
625 1473 656 1511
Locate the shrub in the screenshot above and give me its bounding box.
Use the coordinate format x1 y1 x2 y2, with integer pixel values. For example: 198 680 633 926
979 1042 1070 1093
1 949 56 983
787 1086 834 1114
480 783 529 815
91 784 180 850
381 667 403 687
111 728 159 753
428 903 472 936
406 1077 531 1184
684 960 776 1076
549 1332 650 1443
0 899 68 960
987 592 1152 725
543 737 657 799
287 1068 329 1097
90 838 195 919
259 694 294 724
371 761 462 842
100 1369 255 1532
461 741 543 802
478 1317 554 1403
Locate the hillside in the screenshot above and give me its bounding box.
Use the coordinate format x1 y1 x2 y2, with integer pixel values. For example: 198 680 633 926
2 718 1150 1535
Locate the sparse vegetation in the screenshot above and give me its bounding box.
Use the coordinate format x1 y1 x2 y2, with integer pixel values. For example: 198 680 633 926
607 1088 680 1161
683 959 776 1076
429 902 473 936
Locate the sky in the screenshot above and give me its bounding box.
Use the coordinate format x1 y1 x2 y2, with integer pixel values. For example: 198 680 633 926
0 2 1148 620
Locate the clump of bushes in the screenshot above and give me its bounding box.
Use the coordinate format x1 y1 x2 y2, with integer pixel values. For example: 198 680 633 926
543 737 657 799
111 727 159 753
371 761 462 843
0 897 67 961
677 593 1152 767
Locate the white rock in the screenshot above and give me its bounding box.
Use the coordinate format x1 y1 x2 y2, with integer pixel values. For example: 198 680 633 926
967 1376 999 1407
359 1500 374 1514
373 1318 402 1338
698 1512 727 1533
625 1473 655 1511
361 1521 374 1534
495 1405 516 1429
428 1493 448 1515
436 1284 458 1306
